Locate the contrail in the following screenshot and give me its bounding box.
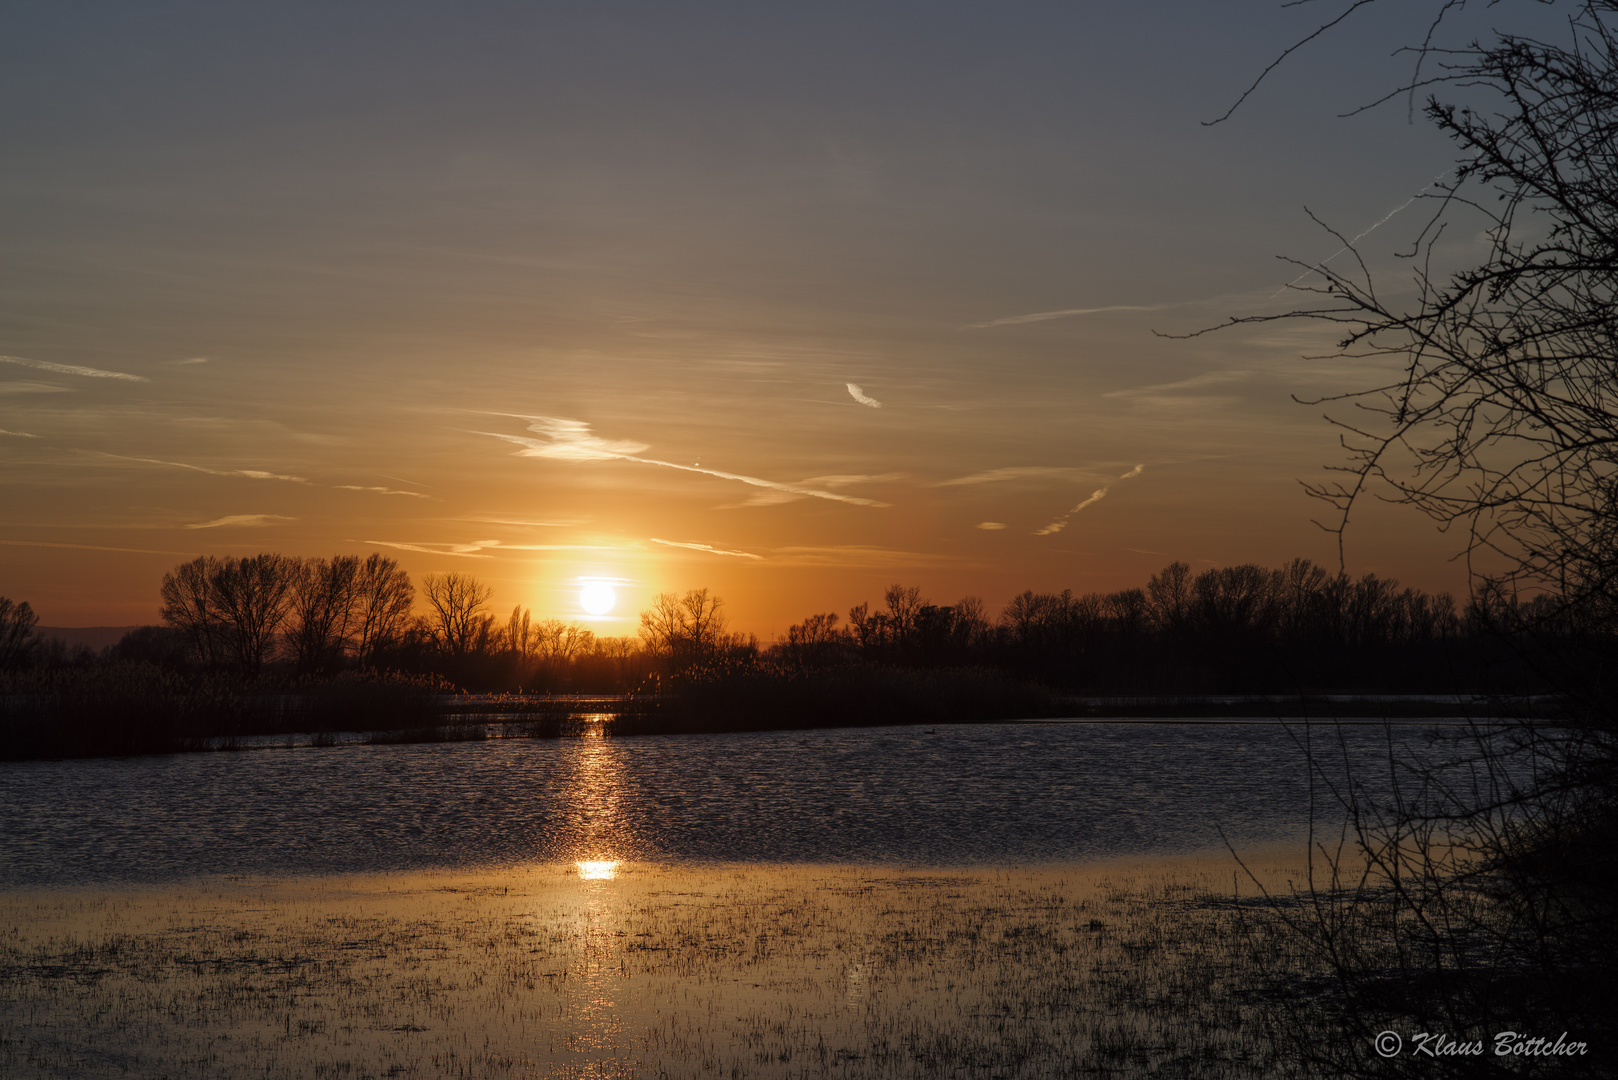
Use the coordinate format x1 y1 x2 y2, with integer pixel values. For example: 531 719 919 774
970 304 1161 329
1035 464 1146 536
95 452 307 483
0 538 198 556
1273 172 1448 297
650 538 764 560
967 294 1257 330
482 414 891 507
938 465 1087 487
1 354 148 381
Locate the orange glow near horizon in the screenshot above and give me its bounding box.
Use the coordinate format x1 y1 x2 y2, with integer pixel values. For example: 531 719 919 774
0 5 1484 631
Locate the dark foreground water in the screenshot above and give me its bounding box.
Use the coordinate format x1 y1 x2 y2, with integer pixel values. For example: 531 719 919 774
0 721 1490 887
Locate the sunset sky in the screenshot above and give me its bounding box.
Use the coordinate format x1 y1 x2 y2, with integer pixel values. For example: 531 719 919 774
1 2 1535 633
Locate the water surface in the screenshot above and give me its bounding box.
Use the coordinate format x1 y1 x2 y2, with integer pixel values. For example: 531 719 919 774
0 721 1480 886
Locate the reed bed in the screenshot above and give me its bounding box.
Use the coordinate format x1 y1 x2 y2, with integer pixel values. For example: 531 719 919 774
618 666 1067 736
0 854 1323 1079
0 667 444 760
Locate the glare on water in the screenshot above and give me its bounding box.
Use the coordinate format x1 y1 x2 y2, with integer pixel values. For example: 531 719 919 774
0 855 1315 1079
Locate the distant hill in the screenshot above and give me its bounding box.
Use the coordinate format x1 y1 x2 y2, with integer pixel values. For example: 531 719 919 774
34 626 145 651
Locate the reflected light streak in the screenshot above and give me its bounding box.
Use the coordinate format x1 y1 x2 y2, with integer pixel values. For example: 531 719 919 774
565 726 628 880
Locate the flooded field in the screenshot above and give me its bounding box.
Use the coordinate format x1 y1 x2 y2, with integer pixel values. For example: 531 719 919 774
0 722 1511 1077
0 854 1316 1080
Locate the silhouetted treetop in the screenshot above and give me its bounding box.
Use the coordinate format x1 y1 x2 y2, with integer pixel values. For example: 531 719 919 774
0 596 39 669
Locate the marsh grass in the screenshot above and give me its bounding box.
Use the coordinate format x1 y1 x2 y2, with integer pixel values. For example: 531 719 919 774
616 666 1067 736
0 668 444 760
0 855 1327 1079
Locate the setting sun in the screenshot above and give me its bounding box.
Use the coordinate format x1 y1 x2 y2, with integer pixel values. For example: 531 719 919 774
579 582 616 616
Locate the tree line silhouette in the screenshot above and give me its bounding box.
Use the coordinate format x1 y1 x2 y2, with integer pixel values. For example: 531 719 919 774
0 551 1549 697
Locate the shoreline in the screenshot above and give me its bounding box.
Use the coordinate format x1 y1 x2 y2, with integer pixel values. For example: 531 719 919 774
0 709 1514 762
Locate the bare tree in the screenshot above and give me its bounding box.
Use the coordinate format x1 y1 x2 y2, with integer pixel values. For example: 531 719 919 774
787 611 843 647
639 591 688 659
953 595 991 646
1145 561 1193 635
1199 3 1618 630
523 617 591 685
504 605 533 657
638 588 727 664
777 611 847 670
156 551 408 673
422 572 494 659
998 589 1071 650
1196 4 1618 1060
286 555 360 674
0 596 38 668
209 554 298 675
845 601 875 651
159 556 222 666
882 584 926 643
351 553 414 666
535 618 592 661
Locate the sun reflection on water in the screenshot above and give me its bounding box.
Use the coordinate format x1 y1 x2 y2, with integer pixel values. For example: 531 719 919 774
561 717 631 874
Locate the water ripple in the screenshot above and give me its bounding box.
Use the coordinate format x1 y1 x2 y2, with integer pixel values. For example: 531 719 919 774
0 722 1473 886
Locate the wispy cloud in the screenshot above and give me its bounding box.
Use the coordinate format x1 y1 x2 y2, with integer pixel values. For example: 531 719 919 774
1035 464 1146 536
461 516 581 528
96 452 308 483
336 485 432 498
238 469 306 481
363 538 619 559
650 538 764 560
0 354 148 382
171 357 210 366
976 522 1006 530
768 545 959 569
0 382 71 395
1102 370 1252 398
936 465 1090 487
186 514 295 529
0 428 40 438
496 543 622 551
364 539 498 559
490 416 650 461
846 383 883 408
481 414 891 507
